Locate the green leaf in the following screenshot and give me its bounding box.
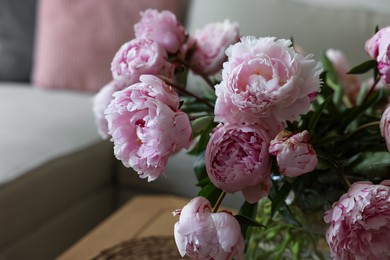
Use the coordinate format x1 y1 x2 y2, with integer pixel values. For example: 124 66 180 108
188 131 211 155
319 71 333 98
350 151 390 173
277 203 302 227
197 183 222 207
199 83 217 102
320 53 339 84
234 214 266 228
191 115 214 136
196 177 210 187
308 96 331 134
270 181 293 218
338 91 382 132
269 181 302 227
238 201 258 252
239 201 258 221
188 120 215 155
327 78 344 107
291 241 301 260
347 60 377 75
355 84 369 106
180 97 213 114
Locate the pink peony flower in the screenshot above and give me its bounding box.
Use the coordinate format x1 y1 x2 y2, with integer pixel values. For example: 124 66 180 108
365 26 390 59
105 75 192 181
189 20 240 76
215 36 322 124
380 105 390 151
378 55 390 85
326 49 350 76
268 130 317 178
324 180 390 260
111 38 170 81
173 196 245 260
134 9 186 54
214 80 286 137
365 26 390 85
326 49 360 103
205 123 272 203
93 78 135 139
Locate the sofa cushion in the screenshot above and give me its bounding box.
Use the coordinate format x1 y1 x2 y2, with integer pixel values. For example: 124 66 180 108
0 83 101 184
32 0 188 92
0 0 36 81
0 84 116 254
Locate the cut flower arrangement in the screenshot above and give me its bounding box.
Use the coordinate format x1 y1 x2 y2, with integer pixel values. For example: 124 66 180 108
93 9 390 260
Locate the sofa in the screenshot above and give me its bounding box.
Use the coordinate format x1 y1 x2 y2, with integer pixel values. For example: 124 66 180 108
0 1 190 259
1 0 390 259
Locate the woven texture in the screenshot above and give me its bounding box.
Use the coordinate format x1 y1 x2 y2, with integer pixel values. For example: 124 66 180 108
91 236 189 260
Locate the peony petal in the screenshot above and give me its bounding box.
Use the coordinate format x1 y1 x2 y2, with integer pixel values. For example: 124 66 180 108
211 212 241 252
174 222 187 257
241 178 272 203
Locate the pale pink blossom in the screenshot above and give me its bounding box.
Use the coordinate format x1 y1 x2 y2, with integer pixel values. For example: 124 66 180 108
105 75 192 181
93 78 135 139
365 26 390 85
326 49 360 102
205 123 272 203
268 130 317 177
324 180 390 260
214 80 285 137
134 9 186 54
189 20 240 75
215 36 322 124
380 105 390 151
173 197 245 260
111 38 169 81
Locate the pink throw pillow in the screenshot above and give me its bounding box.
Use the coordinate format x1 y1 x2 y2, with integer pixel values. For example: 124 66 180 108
32 0 186 92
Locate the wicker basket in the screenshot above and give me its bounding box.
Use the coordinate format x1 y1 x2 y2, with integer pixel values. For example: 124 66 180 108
91 236 189 260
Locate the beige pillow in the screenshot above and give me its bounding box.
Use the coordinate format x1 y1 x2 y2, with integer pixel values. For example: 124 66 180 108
32 0 187 92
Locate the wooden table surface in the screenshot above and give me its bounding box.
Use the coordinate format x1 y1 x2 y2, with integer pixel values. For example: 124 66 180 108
57 195 190 260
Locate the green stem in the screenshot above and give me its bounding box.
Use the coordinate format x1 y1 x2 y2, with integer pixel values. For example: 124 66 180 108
274 228 291 260
213 192 226 213
352 121 380 134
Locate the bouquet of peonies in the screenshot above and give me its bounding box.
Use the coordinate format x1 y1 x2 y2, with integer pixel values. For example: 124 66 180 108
93 9 390 260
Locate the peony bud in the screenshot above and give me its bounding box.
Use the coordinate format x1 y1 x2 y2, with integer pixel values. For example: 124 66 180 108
380 105 390 151
111 38 168 81
326 49 360 103
269 130 317 177
134 9 186 54
189 20 240 75
365 26 390 85
173 197 245 260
